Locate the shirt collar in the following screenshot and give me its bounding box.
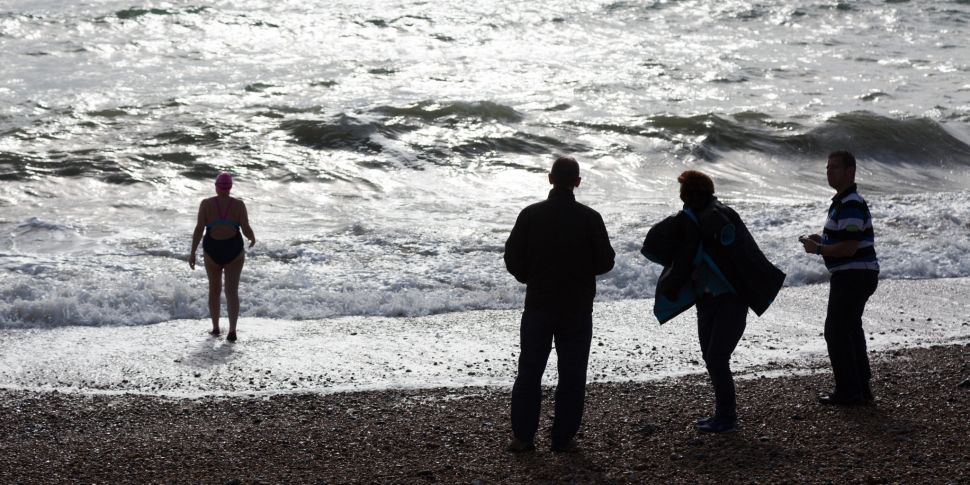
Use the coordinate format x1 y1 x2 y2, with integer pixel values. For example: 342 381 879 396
832 183 858 202
548 186 576 201
683 196 716 214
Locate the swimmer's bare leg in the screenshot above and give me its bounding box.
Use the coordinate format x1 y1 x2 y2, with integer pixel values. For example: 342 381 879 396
203 253 223 336
223 251 245 343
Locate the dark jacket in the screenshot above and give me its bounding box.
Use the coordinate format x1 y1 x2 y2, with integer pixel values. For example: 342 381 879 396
504 187 615 314
643 199 785 320
641 211 702 323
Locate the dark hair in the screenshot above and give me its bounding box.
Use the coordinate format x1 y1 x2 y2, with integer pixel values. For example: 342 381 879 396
550 156 580 186
828 150 856 169
677 170 715 210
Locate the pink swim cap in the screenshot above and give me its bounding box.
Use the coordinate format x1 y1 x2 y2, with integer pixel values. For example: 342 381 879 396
215 172 232 192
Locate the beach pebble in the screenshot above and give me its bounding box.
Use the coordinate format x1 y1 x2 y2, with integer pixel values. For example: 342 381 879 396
0 345 965 483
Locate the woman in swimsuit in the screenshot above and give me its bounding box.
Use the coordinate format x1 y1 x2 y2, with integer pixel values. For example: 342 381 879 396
189 172 256 342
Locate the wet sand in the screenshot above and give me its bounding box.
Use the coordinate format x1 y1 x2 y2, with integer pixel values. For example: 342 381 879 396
1 343 967 484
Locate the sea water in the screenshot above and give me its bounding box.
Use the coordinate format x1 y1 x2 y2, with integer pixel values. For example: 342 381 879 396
2 0 970 329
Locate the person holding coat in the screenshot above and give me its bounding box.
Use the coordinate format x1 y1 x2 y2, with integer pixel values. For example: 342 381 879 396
641 170 785 433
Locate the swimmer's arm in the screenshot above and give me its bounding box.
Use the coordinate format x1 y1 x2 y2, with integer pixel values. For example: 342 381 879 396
239 201 256 247
189 200 206 269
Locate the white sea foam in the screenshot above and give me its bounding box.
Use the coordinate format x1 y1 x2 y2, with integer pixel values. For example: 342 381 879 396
0 278 966 397
1 171 970 327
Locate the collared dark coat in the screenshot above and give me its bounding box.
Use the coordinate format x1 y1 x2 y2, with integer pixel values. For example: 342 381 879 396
694 200 785 316
504 187 615 314
643 198 786 321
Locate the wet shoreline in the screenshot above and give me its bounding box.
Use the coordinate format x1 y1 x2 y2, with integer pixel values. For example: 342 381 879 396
2 277 968 398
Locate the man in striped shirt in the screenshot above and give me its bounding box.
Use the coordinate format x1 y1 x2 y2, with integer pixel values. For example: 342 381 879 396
800 150 879 406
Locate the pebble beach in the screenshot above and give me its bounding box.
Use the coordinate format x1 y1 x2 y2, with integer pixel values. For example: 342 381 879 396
1 343 967 484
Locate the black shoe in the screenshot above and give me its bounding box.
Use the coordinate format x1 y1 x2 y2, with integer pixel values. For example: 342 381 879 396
226 331 237 343
695 416 714 426
506 438 535 453
697 417 736 434
817 392 865 406
550 438 578 453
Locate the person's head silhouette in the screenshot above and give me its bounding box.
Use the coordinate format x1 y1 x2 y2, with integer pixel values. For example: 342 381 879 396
549 156 581 190
215 172 233 194
678 170 714 211
826 150 856 192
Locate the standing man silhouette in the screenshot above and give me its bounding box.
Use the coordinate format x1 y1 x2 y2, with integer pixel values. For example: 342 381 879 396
503 156 615 453
800 150 879 405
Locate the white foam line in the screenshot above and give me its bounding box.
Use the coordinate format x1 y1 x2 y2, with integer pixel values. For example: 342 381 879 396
1 278 968 398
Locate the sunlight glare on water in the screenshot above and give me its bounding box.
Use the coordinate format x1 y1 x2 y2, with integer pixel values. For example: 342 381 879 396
2 0 970 326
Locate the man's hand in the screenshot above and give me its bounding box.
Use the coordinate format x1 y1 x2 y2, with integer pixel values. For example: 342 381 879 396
799 234 822 254
189 251 196 270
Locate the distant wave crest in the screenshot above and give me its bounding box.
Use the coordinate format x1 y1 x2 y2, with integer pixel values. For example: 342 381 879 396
3 108 969 184
372 100 524 123
582 111 970 165
281 114 417 152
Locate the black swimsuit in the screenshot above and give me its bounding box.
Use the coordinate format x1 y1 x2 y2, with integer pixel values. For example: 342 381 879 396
203 231 243 266
202 197 243 266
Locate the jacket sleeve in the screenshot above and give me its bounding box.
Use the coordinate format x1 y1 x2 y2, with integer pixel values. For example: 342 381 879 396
592 212 615 276
640 214 677 266
656 212 700 300
504 209 529 283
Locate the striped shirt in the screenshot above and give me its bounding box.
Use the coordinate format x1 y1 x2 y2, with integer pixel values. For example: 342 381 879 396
822 184 879 272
